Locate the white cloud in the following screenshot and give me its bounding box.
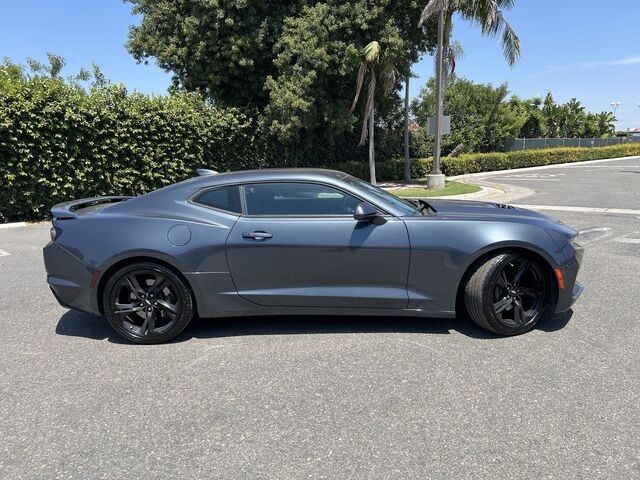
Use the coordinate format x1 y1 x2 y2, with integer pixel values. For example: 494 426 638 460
534 54 640 77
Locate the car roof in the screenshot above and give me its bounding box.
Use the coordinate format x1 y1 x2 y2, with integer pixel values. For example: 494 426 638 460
183 168 349 188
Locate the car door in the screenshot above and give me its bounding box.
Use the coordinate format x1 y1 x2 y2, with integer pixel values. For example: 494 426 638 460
225 181 410 309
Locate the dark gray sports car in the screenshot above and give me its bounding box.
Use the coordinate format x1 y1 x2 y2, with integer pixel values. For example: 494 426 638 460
44 168 584 344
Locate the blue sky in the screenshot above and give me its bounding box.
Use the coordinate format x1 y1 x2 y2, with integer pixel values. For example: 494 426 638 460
2 0 639 130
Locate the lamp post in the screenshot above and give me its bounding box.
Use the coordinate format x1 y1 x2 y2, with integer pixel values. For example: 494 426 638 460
426 9 446 189
611 101 621 133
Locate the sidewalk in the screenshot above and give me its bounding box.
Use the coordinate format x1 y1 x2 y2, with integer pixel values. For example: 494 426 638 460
379 178 533 203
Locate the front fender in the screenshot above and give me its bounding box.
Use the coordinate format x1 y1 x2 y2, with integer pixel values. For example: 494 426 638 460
404 218 566 314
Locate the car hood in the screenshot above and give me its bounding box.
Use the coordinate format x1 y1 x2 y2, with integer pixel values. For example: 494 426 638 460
424 199 553 223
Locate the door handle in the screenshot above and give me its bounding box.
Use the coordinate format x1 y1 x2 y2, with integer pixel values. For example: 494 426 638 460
242 231 273 240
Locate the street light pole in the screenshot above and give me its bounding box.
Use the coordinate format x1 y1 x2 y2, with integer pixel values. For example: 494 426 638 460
427 8 446 189
611 101 621 133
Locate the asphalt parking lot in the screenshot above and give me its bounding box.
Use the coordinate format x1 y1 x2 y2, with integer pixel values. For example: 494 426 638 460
1 157 639 479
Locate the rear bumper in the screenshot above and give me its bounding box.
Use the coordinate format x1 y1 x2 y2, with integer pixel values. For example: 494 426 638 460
43 242 101 315
554 259 584 313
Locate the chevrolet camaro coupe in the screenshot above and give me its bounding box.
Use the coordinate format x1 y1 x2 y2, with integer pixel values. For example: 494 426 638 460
44 169 584 344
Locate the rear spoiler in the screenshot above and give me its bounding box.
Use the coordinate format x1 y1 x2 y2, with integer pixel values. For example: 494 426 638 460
51 196 132 219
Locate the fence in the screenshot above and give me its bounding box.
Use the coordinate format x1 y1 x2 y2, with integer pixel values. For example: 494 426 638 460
503 136 640 152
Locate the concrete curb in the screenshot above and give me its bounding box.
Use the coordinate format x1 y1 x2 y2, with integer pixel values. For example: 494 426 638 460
0 221 47 230
0 222 28 230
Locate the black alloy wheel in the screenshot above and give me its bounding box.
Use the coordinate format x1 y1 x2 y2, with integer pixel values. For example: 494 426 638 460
104 262 194 344
492 257 546 328
464 252 552 335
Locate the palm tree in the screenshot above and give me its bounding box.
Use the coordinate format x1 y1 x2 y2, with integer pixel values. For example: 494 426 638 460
351 41 397 185
560 98 586 138
419 0 520 179
596 111 616 137
420 1 521 66
542 92 560 137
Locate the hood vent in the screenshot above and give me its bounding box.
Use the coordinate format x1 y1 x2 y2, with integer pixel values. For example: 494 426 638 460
492 203 515 209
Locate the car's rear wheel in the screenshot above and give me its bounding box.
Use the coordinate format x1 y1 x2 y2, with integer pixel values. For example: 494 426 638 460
464 252 551 336
104 262 194 344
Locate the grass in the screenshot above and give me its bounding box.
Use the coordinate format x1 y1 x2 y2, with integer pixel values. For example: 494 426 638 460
387 181 481 198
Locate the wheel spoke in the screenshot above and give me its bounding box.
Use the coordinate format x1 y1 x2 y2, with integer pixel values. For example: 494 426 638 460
113 302 144 316
148 276 167 295
520 287 542 298
155 299 177 315
494 296 513 314
512 259 530 286
141 309 156 335
513 298 528 325
497 271 509 289
125 275 144 299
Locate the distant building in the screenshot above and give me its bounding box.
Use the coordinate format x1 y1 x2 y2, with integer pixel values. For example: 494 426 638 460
628 128 640 137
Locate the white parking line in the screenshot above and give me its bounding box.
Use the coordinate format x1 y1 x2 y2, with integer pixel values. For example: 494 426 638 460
514 204 640 216
0 249 11 257
614 237 640 244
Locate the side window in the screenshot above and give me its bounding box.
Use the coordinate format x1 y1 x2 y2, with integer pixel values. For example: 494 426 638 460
193 185 242 214
243 183 361 216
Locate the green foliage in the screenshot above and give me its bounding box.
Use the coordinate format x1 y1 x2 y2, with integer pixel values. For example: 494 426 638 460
412 75 521 153
439 144 640 176
0 63 260 222
412 76 621 155
541 93 615 138
126 0 436 147
336 158 432 181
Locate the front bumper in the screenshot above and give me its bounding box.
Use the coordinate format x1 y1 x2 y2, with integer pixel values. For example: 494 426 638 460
43 242 101 315
554 259 584 313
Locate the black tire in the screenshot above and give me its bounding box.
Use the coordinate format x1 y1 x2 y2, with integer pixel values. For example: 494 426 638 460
103 262 194 344
464 252 552 336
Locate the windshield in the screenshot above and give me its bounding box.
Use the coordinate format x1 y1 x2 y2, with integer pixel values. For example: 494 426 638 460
342 175 417 215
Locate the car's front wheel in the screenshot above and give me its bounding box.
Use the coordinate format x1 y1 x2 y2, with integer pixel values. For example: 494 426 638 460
464 252 552 336
104 262 194 344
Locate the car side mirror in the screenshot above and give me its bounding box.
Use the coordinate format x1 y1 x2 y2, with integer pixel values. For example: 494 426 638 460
354 202 380 221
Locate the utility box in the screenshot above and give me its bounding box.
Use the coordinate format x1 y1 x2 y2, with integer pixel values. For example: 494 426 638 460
427 115 451 135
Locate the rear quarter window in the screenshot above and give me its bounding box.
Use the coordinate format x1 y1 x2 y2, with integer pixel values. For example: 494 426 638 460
193 186 242 214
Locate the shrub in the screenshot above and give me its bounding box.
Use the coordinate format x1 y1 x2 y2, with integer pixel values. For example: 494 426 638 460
0 75 262 221
438 143 640 176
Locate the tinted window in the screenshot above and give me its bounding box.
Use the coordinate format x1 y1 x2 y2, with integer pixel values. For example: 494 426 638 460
244 183 361 216
342 175 415 214
193 186 242 214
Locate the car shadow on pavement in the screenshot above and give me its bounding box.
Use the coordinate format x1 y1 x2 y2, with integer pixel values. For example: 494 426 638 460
55 309 574 344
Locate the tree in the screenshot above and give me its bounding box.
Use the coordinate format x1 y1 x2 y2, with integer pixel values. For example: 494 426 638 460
350 41 397 185
595 111 616 137
126 0 437 147
412 75 525 153
559 98 585 138
542 92 561 137
419 0 521 66
418 0 521 177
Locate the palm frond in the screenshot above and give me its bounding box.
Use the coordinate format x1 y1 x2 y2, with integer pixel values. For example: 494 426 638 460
364 41 381 64
350 62 368 113
478 9 521 65
445 40 464 75
380 63 398 95
419 0 450 26
359 74 376 146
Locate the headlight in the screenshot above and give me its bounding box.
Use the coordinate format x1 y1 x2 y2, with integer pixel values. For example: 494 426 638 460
50 226 58 242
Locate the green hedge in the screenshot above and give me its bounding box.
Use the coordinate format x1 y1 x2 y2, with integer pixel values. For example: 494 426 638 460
0 76 264 222
440 144 640 176
336 143 640 181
